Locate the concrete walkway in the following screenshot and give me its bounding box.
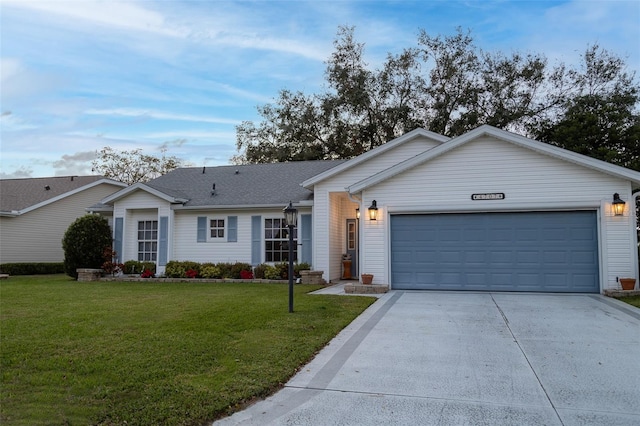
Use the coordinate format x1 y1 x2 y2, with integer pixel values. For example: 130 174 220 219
214 291 640 425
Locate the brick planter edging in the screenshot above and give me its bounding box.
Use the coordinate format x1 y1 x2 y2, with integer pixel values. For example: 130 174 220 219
344 283 389 294
77 268 104 282
603 289 640 298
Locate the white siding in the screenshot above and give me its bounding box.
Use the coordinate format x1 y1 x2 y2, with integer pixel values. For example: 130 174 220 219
320 136 441 191
314 135 441 281
172 207 312 265
363 136 636 290
113 190 172 263
0 183 122 263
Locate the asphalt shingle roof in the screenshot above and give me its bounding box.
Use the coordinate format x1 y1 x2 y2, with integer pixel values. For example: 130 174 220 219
146 161 345 207
0 175 116 212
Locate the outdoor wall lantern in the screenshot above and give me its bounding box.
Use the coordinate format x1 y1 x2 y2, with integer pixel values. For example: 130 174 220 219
368 200 378 221
356 208 360 219
283 201 298 313
612 193 626 216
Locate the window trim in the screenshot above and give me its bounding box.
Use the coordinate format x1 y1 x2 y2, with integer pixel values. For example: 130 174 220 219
137 219 158 262
264 217 297 263
209 218 226 240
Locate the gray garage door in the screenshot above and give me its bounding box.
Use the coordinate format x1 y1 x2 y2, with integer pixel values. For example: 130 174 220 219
390 211 599 292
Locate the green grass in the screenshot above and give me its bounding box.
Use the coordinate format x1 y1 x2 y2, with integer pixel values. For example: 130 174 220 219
0 275 375 425
618 295 640 308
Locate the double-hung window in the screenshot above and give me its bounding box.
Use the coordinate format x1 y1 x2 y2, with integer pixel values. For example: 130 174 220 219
210 219 225 239
264 218 297 262
138 220 158 261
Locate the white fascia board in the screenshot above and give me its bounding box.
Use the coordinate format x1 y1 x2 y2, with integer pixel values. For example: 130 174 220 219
301 128 450 189
348 125 640 193
16 179 127 215
175 202 307 211
0 211 19 217
101 183 188 204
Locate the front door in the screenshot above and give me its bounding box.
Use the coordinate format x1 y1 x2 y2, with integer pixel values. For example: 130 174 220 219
346 219 358 278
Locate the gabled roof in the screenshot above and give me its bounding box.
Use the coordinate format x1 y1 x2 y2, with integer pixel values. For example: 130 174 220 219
302 128 450 188
0 175 126 216
101 161 345 208
348 125 640 193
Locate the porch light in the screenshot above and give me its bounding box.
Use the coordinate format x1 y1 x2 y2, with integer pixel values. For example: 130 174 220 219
368 200 378 221
283 201 298 313
356 208 360 219
283 201 298 227
612 193 625 216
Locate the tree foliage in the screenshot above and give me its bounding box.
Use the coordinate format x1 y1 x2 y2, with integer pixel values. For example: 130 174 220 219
62 214 113 279
234 27 639 172
92 147 183 185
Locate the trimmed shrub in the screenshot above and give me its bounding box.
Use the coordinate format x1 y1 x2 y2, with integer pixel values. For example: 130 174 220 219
123 260 156 275
123 260 143 274
62 214 113 279
230 262 253 279
294 262 312 278
200 263 222 279
274 262 289 279
263 265 281 280
0 262 65 275
253 263 268 279
164 261 200 278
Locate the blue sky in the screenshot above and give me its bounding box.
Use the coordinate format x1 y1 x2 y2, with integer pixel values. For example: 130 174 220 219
1 0 639 178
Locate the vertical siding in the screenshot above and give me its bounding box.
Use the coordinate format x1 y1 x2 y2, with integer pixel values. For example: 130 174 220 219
0 183 122 263
363 137 636 290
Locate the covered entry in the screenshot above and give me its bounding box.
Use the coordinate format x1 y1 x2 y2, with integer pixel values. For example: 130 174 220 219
390 211 599 292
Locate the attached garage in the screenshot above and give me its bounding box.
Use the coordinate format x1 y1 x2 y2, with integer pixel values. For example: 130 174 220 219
390 211 599 292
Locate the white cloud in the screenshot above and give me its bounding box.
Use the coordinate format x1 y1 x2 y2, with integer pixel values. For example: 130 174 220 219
84 108 241 125
1 0 185 37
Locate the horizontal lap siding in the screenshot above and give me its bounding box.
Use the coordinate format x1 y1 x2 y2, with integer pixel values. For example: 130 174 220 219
174 211 253 263
314 136 442 281
0 184 121 263
366 137 635 289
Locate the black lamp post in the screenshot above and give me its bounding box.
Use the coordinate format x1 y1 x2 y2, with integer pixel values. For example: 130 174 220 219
283 201 298 313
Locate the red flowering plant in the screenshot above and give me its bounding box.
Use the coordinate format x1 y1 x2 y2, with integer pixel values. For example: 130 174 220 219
101 247 124 276
240 270 254 280
185 269 198 279
141 269 154 278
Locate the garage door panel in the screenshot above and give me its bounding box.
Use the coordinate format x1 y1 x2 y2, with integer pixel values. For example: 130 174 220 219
390 211 599 293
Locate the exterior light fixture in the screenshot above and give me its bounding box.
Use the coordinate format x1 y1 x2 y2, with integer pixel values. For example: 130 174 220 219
612 193 626 216
283 201 298 313
368 200 378 221
355 208 360 219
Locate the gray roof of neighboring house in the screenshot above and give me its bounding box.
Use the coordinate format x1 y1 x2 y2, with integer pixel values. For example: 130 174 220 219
144 161 346 208
0 175 123 212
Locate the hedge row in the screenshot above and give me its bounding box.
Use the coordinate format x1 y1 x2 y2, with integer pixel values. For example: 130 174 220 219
0 263 65 275
163 261 312 280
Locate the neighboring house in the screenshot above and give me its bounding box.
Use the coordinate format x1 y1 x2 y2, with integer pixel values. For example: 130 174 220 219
0 176 127 264
97 125 640 293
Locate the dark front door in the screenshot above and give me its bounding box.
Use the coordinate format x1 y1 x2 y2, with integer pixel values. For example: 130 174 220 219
346 218 358 278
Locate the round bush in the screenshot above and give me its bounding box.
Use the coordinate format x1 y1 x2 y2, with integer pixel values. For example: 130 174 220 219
62 214 113 279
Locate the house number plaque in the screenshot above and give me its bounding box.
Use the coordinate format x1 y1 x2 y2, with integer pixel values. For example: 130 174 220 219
471 193 505 200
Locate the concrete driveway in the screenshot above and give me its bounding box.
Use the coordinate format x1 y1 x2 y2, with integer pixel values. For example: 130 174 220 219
214 291 640 425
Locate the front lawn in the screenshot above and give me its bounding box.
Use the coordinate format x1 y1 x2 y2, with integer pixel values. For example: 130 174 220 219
0 275 375 425
618 295 640 308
